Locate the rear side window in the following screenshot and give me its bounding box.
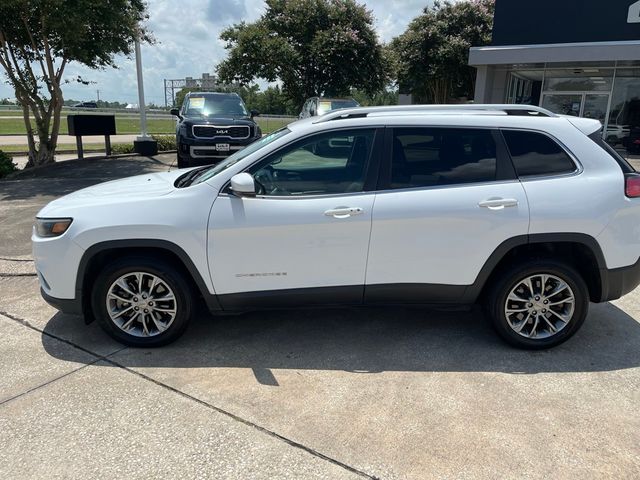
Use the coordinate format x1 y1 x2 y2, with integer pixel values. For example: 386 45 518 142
390 128 497 189
502 130 576 177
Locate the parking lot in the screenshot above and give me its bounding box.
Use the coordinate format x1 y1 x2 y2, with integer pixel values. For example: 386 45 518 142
1 155 639 479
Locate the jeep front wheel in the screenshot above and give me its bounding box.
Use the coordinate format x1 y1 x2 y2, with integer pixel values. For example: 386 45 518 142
91 257 193 347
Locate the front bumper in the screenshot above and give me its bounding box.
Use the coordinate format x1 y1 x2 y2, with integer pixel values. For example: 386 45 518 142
40 288 82 315
178 136 258 159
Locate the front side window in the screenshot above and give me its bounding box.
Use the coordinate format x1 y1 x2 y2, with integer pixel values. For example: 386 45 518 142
390 128 498 189
248 129 375 196
191 128 291 186
502 130 576 177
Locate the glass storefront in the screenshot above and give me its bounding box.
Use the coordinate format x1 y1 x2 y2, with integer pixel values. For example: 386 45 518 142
505 62 640 151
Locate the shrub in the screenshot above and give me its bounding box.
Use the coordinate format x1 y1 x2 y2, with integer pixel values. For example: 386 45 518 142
152 135 177 151
0 150 17 178
110 143 135 155
109 136 175 156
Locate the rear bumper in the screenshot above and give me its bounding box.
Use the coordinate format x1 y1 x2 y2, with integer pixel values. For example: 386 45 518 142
40 288 82 315
600 257 640 302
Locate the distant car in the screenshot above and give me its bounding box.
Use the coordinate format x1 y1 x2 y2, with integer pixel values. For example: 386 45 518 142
299 97 360 119
72 102 98 109
171 92 262 169
605 124 630 146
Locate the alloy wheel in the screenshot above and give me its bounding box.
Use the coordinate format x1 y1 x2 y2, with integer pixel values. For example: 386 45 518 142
105 271 177 337
504 273 575 339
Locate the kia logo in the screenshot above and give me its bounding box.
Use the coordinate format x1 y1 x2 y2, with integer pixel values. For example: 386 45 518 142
216 129 229 134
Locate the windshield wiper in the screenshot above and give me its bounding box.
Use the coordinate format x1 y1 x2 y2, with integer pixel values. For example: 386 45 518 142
175 166 210 188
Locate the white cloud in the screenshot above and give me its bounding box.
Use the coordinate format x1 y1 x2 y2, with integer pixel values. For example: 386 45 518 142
0 0 430 104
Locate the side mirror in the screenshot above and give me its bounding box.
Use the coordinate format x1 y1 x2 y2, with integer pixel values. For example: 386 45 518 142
170 108 180 117
230 172 256 196
250 109 260 118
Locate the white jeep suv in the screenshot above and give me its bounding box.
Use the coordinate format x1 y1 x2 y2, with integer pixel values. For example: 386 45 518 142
33 105 640 349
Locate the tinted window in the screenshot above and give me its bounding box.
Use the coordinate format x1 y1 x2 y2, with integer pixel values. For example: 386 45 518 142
193 128 291 185
249 129 375 196
390 128 497 189
502 130 576 176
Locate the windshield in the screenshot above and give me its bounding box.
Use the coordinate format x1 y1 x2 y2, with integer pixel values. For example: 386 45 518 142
190 128 292 185
183 94 248 117
317 99 359 116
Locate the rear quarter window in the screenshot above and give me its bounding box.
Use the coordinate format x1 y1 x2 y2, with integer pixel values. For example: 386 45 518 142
502 130 576 177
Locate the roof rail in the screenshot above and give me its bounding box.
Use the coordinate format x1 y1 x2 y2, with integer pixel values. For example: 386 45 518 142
313 104 555 123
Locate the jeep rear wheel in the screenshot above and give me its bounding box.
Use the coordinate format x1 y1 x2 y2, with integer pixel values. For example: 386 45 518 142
486 260 589 349
91 257 193 347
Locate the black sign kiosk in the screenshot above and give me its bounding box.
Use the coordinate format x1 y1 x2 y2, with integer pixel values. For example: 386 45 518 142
67 115 116 160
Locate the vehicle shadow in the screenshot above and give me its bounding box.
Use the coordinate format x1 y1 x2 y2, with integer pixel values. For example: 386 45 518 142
0 156 172 202
42 301 640 375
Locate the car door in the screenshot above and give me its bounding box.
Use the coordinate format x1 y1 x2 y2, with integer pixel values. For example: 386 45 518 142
208 127 383 309
365 126 530 303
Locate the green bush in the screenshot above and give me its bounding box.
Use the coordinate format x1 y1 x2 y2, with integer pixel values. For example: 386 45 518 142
0 150 17 178
111 143 135 155
152 135 176 151
108 136 175 156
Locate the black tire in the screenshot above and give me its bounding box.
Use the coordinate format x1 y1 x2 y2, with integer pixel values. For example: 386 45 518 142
91 256 194 347
177 154 190 169
485 259 589 349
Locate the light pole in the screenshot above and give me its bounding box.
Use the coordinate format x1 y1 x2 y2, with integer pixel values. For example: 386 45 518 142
133 36 157 156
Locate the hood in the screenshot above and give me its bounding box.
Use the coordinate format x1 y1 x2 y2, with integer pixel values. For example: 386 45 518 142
181 115 255 126
39 169 187 216
66 170 182 199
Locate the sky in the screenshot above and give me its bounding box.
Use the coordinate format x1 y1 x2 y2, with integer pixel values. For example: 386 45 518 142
0 0 431 105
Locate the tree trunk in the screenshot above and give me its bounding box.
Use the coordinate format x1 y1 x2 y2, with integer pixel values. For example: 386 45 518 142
24 113 56 168
22 77 63 168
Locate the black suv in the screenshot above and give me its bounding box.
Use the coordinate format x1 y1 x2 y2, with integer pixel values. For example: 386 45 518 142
170 92 261 168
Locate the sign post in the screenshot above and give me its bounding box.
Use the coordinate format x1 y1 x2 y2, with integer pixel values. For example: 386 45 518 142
133 36 158 156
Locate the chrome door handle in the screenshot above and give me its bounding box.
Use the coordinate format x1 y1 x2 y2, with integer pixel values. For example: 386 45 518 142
478 198 519 210
324 207 364 218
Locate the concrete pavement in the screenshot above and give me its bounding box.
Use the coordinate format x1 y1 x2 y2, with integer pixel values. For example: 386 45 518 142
1 155 639 479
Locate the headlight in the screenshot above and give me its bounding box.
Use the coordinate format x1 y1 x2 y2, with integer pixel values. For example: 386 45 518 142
35 218 73 237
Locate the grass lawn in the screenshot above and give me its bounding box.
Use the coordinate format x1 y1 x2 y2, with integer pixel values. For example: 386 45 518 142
0 110 24 117
0 116 176 135
1 143 129 154
0 114 292 136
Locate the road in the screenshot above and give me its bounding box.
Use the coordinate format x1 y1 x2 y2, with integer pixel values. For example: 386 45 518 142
0 156 639 479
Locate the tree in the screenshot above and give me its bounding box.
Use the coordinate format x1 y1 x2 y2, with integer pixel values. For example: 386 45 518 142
351 87 399 107
390 0 494 104
0 0 149 167
217 0 388 109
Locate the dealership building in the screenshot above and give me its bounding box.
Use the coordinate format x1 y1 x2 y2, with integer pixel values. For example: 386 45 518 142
470 0 640 147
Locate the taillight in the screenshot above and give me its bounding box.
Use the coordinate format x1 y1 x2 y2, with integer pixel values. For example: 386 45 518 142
625 174 640 198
